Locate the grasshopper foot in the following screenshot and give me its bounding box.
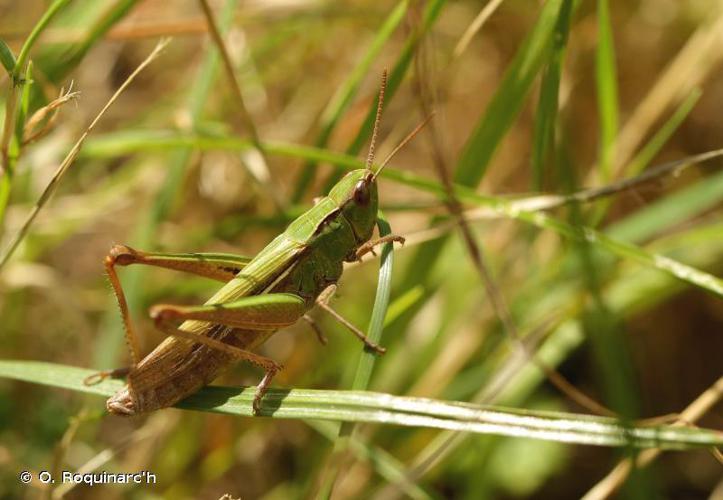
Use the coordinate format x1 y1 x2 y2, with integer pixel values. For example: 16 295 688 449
83 367 131 386
355 235 405 261
364 340 386 355
252 367 279 416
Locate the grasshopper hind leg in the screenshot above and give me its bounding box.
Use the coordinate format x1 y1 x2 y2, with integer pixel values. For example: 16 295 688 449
149 293 306 415
83 366 131 386
86 245 255 394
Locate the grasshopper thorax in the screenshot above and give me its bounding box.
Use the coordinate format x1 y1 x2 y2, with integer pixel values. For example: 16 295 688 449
328 169 379 245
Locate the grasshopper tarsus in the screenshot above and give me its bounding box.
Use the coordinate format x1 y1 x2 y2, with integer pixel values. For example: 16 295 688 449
354 234 405 261
364 341 387 355
83 367 131 386
253 368 279 416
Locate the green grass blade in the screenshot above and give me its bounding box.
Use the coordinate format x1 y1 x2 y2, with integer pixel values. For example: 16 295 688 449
1 360 720 450
291 0 409 202
454 0 564 186
319 0 447 194
11 0 71 81
0 39 16 75
351 212 395 390
595 0 619 182
390 0 567 349
607 167 723 242
13 61 32 143
309 421 433 500
317 211 396 499
81 130 723 228
625 89 701 177
42 0 138 82
501 207 723 297
531 0 574 190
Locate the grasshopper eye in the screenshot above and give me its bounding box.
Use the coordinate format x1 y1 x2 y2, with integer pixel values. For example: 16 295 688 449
353 180 370 205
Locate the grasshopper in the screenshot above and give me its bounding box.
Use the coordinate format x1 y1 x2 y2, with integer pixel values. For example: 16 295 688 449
86 73 423 415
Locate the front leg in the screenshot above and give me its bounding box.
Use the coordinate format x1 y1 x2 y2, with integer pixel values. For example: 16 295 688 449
355 234 405 261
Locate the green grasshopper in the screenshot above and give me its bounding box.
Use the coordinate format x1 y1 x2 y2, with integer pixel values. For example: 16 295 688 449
86 73 423 415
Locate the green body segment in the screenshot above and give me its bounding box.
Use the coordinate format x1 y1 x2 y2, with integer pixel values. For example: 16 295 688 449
117 169 379 413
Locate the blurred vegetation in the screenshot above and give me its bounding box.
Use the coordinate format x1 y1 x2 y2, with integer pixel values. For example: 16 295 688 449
0 0 722 499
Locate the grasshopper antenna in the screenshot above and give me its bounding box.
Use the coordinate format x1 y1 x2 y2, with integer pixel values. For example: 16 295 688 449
365 70 387 173
374 112 435 179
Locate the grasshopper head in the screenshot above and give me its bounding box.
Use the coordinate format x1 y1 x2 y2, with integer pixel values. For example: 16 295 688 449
328 169 378 243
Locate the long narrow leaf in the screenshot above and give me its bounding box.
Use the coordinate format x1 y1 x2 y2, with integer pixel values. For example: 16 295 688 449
291 0 409 202
1 361 720 450
455 0 563 186
595 0 619 181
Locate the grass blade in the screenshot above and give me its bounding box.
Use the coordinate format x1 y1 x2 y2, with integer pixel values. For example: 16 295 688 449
1 360 721 450
317 211 396 499
11 0 71 81
0 39 16 75
531 0 574 189
454 0 563 186
595 0 619 182
291 0 409 202
318 0 447 194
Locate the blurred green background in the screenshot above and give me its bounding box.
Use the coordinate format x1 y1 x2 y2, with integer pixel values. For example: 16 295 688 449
0 0 722 498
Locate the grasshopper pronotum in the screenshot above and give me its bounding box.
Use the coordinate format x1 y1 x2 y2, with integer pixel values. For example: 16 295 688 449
86 73 425 415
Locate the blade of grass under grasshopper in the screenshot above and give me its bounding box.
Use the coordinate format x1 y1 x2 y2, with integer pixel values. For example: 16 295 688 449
317 0 447 195
290 0 409 202
93 0 239 368
531 0 574 190
316 212 396 499
595 0 619 183
1 360 721 449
